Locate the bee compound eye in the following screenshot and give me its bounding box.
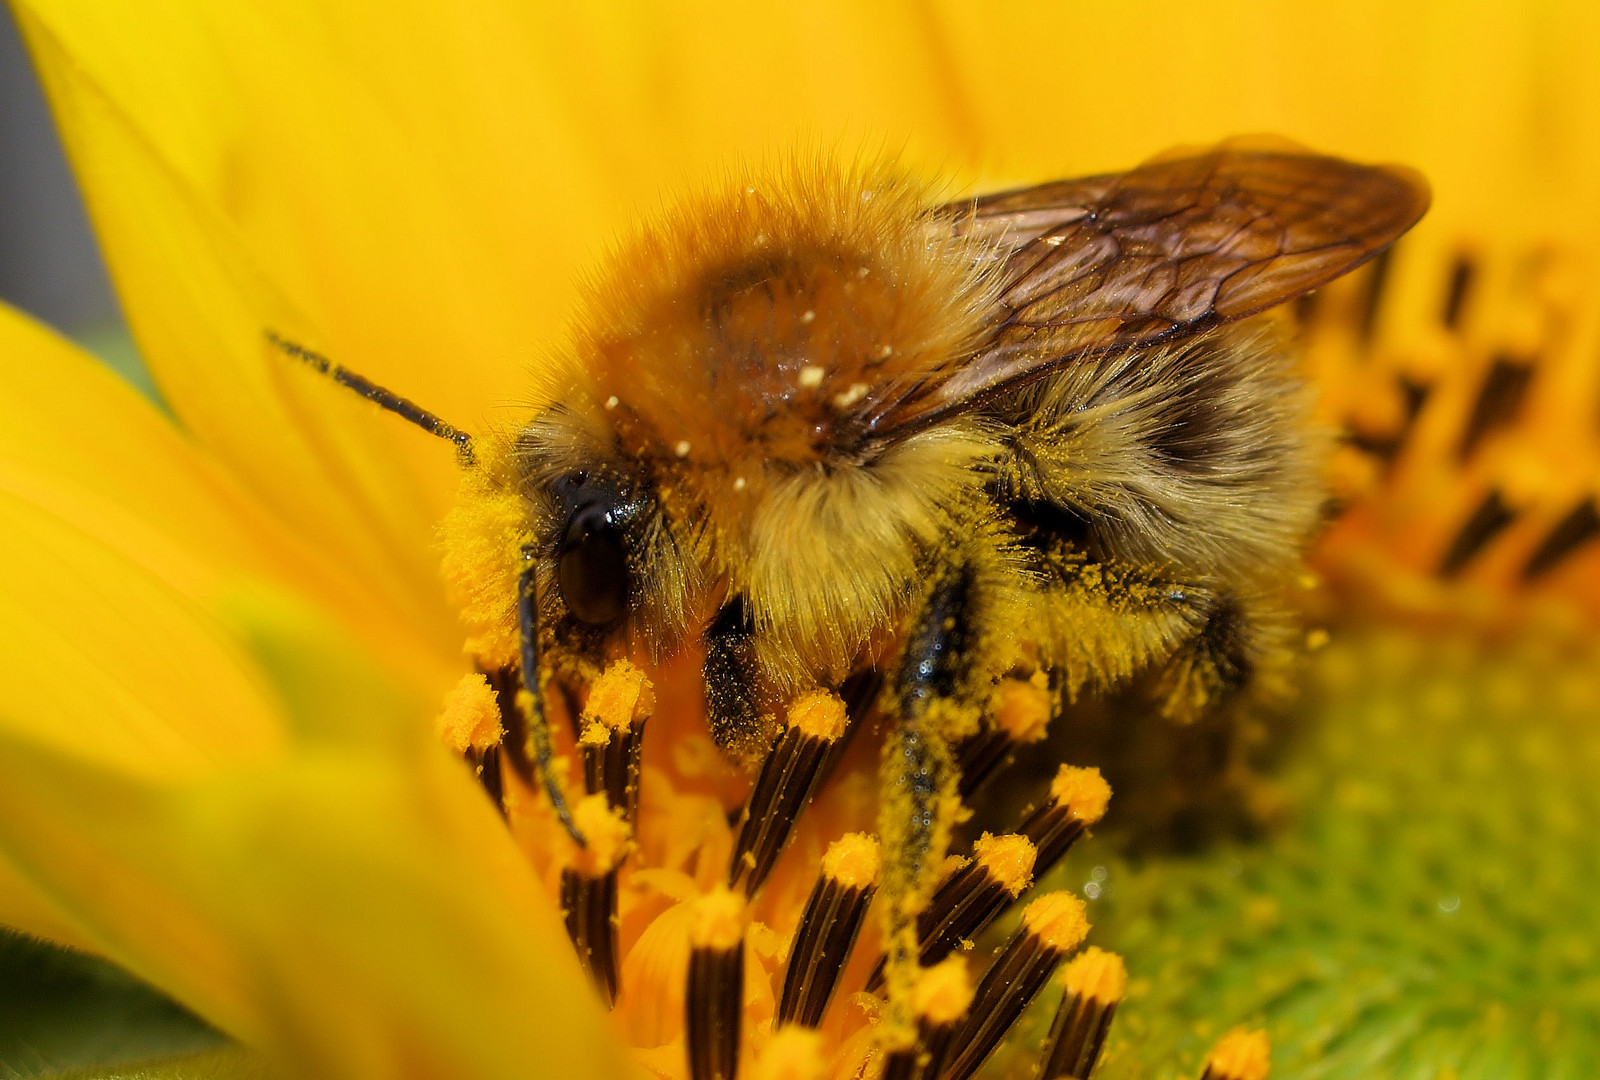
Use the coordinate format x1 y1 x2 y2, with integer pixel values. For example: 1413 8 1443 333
557 504 630 625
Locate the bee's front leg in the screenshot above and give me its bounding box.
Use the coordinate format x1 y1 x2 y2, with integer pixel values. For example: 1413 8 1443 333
879 552 997 1038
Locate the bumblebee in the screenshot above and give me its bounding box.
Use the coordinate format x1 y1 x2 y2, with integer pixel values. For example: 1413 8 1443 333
273 139 1427 1022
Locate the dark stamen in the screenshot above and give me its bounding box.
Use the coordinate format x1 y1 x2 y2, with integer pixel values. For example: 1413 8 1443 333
1521 497 1600 580
1438 489 1519 577
466 743 506 818
778 833 880 1027
955 676 1052 801
1442 254 1476 331
1199 1028 1272 1080
729 691 850 896
866 832 1036 993
687 888 746 1080
1039 947 1126 1080
943 892 1090 1080
1357 246 1394 342
558 795 630 1008
578 661 653 827
1018 765 1111 879
1458 354 1535 460
879 956 972 1080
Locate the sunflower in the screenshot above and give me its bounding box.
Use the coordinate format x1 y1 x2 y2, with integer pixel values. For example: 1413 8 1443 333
2 2 1598 1079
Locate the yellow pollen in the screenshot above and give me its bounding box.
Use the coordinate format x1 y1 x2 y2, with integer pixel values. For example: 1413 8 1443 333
567 794 631 877
832 381 870 409
435 672 503 753
911 956 973 1025
971 833 1036 896
689 886 747 952
821 832 881 889
798 364 826 388
580 659 656 733
1020 892 1090 952
604 394 619 409
751 1026 824 1080
787 689 849 740
1060 946 1127 1003
1205 1028 1272 1080
989 675 1052 742
1050 765 1111 824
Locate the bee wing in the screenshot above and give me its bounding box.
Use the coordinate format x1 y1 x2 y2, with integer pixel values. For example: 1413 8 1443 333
865 141 1429 437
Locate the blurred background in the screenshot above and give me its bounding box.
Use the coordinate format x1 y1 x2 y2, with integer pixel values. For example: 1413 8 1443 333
0 3 153 398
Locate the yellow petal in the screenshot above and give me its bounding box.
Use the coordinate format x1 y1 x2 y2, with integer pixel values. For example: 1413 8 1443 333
0 301 455 735
15 2 471 642
0 589 627 1080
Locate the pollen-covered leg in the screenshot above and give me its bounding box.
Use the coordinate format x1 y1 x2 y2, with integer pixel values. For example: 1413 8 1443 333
879 554 999 1032
778 833 880 1027
729 690 850 895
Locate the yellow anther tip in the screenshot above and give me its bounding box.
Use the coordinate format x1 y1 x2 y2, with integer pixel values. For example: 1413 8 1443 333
581 659 655 731
1021 892 1090 952
751 1026 824 1080
689 886 747 952
1051 765 1112 824
990 677 1052 743
911 956 972 1025
972 833 1037 897
787 689 849 741
1061 946 1127 1003
436 672 503 754
821 832 881 890
1205 1027 1272 1080
568 794 631 876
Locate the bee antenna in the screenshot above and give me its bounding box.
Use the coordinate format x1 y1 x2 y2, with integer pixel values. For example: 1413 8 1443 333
265 330 477 466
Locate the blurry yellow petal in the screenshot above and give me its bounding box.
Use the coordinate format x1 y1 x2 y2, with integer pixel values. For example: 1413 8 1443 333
0 302 454 754
14 3 469 647
0 589 626 1080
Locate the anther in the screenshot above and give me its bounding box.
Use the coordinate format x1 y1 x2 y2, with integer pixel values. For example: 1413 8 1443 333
559 794 632 1008
866 831 1036 993
1438 489 1519 576
751 1026 824 1080
729 691 851 896
1018 765 1111 880
778 833 880 1027
1521 497 1600 580
956 676 1052 800
879 956 972 1080
438 672 507 815
1039 946 1126 1080
579 660 654 826
1441 253 1476 331
687 887 747 1080
943 892 1090 1080
1458 354 1535 460
1199 1028 1271 1080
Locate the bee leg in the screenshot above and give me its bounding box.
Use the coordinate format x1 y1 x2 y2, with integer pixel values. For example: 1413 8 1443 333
880 556 989 1034
516 544 584 843
703 596 776 762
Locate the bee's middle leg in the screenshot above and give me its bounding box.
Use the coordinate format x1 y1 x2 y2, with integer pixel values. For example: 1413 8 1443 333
879 551 995 1032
